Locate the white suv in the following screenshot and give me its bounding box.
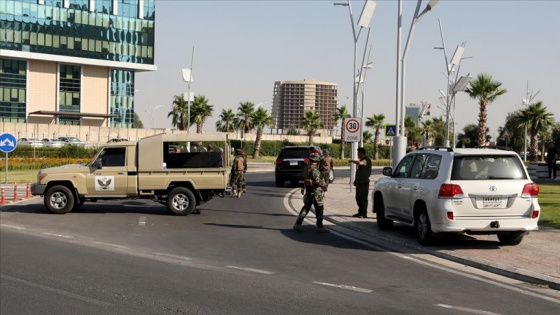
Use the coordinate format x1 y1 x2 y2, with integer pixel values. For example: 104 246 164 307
372 147 540 246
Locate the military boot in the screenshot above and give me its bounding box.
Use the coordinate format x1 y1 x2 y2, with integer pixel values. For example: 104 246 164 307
292 223 305 232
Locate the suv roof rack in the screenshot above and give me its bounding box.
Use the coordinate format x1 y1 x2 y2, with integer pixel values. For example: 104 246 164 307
476 146 513 151
417 146 454 152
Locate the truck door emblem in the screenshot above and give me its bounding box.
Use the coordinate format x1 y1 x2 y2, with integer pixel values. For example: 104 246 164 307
95 176 115 191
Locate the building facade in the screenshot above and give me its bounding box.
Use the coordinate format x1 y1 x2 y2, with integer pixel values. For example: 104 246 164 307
0 0 156 128
271 79 337 132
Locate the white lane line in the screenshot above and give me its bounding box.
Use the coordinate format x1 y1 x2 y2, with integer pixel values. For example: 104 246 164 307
1 274 112 307
313 281 372 293
91 241 129 250
226 265 275 275
138 216 146 226
0 224 26 230
42 232 73 239
436 304 501 315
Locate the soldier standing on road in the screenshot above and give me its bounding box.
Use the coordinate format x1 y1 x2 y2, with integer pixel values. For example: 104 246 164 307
349 147 372 218
230 149 246 197
319 149 333 192
293 153 329 233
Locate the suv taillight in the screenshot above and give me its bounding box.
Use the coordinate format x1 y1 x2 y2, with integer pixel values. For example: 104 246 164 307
275 158 284 164
521 183 539 197
438 184 464 198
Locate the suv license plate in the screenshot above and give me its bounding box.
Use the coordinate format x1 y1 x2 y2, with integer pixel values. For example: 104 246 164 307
483 197 505 209
290 161 298 166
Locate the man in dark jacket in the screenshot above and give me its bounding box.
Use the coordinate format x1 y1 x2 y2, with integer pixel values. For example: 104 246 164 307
349 147 372 218
547 143 558 179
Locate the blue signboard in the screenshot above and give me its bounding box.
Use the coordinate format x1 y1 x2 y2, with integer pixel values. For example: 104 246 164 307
0 133 17 153
385 125 397 137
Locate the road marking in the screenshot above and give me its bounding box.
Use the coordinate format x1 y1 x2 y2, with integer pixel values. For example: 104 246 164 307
0 224 26 230
313 281 372 293
1 274 112 307
436 304 501 315
91 241 129 250
42 232 73 239
226 265 275 275
138 216 146 226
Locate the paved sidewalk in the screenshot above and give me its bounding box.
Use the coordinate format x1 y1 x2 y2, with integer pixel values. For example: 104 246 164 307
288 168 560 290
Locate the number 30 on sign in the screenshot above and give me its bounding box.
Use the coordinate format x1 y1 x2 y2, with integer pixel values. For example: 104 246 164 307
344 118 362 142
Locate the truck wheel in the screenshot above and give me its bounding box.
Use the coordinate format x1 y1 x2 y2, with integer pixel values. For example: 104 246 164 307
167 187 196 215
44 185 75 214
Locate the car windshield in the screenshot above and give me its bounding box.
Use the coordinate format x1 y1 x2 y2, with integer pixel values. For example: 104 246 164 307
451 155 527 180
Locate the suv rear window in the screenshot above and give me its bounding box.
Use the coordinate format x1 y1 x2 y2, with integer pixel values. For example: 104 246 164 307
278 148 316 159
451 155 527 180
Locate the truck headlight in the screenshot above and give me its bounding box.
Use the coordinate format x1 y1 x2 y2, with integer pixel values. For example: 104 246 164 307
37 171 47 182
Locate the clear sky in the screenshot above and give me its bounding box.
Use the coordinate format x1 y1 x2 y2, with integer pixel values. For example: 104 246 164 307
135 0 560 139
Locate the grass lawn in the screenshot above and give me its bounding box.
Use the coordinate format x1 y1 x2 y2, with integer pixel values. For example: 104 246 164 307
3 166 558 229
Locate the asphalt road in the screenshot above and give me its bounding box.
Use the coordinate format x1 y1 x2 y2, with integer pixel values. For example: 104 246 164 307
1 172 559 314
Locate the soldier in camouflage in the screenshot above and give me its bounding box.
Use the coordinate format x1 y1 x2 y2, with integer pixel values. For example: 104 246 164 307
230 149 246 197
293 153 329 233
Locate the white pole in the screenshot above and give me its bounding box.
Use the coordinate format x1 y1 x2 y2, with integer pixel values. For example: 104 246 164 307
186 46 194 133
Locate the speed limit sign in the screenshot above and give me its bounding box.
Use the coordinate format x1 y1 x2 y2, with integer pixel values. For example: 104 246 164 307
344 117 362 142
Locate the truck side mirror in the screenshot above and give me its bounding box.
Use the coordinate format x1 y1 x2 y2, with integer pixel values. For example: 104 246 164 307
94 158 103 169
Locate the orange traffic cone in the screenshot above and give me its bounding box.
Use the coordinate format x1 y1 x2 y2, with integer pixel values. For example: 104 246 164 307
1 188 5 206
26 184 31 199
13 184 18 201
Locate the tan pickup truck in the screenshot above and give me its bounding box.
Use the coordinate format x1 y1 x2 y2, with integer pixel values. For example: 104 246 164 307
31 133 230 215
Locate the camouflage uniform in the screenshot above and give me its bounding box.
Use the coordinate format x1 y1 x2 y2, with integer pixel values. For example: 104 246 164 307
319 149 333 190
293 153 329 233
230 150 246 196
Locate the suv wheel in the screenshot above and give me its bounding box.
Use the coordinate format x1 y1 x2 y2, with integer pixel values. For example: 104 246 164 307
416 206 434 245
275 176 284 187
497 232 525 246
374 195 393 230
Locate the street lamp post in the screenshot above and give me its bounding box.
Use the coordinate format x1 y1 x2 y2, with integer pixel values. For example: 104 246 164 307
182 46 195 133
145 105 164 129
394 0 439 166
334 0 376 186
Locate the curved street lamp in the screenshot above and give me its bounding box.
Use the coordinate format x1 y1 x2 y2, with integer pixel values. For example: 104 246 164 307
145 104 164 129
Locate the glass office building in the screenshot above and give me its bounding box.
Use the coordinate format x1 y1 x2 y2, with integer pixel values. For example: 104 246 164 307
0 0 156 127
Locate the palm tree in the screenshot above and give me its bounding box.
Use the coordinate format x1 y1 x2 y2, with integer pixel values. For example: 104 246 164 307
189 95 213 133
302 110 324 145
365 113 385 160
333 105 351 159
215 108 236 132
510 102 555 162
362 130 373 144
168 94 189 130
421 119 434 146
465 73 507 146
250 107 274 159
237 102 255 134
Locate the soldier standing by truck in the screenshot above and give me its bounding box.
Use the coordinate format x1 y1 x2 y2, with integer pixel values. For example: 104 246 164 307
230 149 246 197
293 153 329 233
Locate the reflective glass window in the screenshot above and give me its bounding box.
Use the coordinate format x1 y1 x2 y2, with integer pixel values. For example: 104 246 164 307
120 0 139 19
59 64 81 125
69 0 88 11
95 0 113 14
0 58 27 122
109 69 134 128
